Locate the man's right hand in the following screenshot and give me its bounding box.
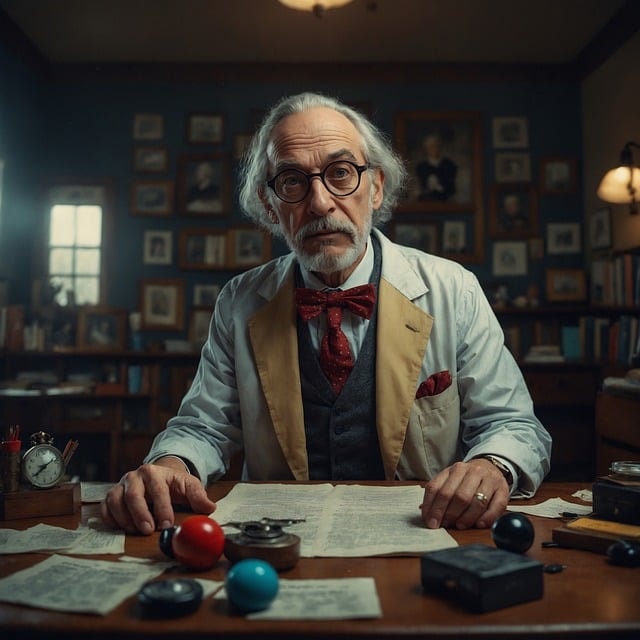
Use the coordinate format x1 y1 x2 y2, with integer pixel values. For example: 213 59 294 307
100 458 217 535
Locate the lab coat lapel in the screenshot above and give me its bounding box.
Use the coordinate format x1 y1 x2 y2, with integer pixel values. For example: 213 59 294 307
248 278 309 480
376 279 433 479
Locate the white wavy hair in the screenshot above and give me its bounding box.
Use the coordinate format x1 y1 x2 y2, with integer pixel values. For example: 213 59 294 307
237 92 407 236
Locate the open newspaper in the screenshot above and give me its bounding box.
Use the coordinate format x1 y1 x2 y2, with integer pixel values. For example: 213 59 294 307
211 483 458 557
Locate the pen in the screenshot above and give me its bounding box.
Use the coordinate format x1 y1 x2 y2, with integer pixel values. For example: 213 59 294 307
62 439 79 468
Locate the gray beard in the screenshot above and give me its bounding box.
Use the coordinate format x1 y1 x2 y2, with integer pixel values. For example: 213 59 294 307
287 216 372 274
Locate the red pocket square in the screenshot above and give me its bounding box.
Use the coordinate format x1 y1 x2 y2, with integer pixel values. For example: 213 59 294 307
416 370 452 398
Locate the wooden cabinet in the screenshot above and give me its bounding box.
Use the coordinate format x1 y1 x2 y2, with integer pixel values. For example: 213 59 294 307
595 391 640 476
0 351 199 481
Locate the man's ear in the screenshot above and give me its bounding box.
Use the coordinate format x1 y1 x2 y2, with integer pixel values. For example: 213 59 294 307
371 168 385 210
258 187 279 224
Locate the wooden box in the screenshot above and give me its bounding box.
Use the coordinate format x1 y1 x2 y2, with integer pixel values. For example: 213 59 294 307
0 482 81 521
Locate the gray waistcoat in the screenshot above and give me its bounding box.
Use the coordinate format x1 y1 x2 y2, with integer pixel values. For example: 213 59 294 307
296 238 384 480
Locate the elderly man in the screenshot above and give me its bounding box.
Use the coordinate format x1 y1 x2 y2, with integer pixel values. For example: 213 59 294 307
102 92 551 536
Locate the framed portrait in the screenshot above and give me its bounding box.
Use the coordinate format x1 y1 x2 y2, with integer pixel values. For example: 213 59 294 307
546 268 587 303
540 156 577 195
179 228 227 269
139 279 184 331
193 283 221 307
133 113 164 140
177 154 230 216
494 152 531 183
492 117 529 148
227 227 272 269
391 221 439 254
133 147 168 173
441 220 469 257
188 306 212 345
492 241 528 276
394 110 483 212
77 307 127 351
489 183 538 239
131 180 173 216
589 206 612 250
187 113 224 145
546 222 582 255
143 230 172 265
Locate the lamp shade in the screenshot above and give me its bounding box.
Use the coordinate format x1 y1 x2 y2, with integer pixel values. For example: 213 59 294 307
279 0 354 11
597 166 640 203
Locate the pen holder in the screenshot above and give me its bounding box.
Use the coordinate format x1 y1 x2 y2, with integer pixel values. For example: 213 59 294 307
1 440 21 492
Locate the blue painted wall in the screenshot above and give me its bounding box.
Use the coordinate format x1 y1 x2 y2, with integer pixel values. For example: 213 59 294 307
2 57 585 343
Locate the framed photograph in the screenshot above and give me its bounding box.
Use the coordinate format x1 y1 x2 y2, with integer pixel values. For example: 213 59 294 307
77 307 127 351
179 228 227 269
394 110 483 211
227 227 272 269
589 206 612 250
494 152 531 183
540 156 577 195
193 283 221 307
546 268 587 303
177 154 230 216
143 230 172 265
187 113 224 145
188 306 212 345
489 183 538 238
547 222 582 255
492 117 529 148
133 147 168 173
139 279 184 331
131 180 173 216
441 220 469 256
492 241 528 276
133 113 164 141
391 221 439 254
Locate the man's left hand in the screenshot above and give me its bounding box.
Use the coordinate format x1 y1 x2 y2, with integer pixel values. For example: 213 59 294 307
420 459 509 530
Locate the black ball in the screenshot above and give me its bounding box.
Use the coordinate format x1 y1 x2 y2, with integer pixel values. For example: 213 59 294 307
159 526 177 559
491 512 535 553
607 540 640 568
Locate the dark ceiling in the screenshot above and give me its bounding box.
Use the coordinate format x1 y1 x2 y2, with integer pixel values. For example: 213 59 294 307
0 0 637 66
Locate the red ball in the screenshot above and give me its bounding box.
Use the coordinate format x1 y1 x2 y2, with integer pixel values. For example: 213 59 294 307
171 515 225 570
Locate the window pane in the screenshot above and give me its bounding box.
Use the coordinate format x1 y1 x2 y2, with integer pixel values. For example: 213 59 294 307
76 206 102 246
75 277 99 305
75 248 101 275
50 205 75 245
49 248 74 274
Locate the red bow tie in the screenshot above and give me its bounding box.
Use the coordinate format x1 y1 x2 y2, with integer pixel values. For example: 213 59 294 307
295 284 376 322
296 284 376 394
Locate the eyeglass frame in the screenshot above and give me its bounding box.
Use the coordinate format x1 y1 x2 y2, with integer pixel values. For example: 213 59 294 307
266 160 370 204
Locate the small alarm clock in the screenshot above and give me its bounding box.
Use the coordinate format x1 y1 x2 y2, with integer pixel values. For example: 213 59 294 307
22 431 66 489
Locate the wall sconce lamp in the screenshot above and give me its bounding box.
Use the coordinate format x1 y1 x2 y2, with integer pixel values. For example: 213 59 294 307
278 0 354 18
597 141 640 215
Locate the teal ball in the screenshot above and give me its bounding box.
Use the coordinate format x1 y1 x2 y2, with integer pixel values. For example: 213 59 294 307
225 559 279 613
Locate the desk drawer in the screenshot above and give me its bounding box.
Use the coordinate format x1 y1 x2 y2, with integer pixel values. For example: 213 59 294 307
524 371 597 406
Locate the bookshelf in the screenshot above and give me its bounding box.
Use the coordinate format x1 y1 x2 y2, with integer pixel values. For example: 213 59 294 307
0 350 200 481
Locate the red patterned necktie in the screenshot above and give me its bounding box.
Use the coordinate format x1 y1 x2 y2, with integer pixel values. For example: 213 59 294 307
296 284 376 393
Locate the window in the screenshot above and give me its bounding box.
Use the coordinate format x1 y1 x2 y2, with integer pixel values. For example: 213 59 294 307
47 185 106 306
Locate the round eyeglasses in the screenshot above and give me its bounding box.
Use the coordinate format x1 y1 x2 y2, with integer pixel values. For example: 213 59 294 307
266 160 369 204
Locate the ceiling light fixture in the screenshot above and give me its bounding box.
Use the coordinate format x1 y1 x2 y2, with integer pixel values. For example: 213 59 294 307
278 0 354 18
597 141 640 215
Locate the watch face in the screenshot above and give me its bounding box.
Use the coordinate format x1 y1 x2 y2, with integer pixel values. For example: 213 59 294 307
22 444 65 488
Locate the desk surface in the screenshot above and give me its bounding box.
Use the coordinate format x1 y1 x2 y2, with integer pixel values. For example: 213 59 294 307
1 482 638 639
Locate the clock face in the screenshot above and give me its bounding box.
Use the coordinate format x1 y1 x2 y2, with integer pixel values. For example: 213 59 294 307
22 444 65 488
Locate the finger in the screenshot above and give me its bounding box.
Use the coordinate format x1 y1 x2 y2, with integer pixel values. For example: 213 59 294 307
181 479 217 515
102 482 145 535
421 471 460 529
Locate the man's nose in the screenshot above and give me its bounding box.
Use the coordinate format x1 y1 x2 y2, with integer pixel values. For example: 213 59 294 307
308 177 335 216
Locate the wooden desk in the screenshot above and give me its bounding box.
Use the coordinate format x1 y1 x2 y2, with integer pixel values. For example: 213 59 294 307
1 482 639 639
